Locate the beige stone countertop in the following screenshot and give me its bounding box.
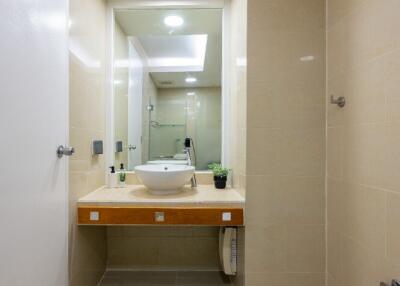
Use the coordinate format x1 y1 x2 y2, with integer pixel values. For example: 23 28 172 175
77 185 245 207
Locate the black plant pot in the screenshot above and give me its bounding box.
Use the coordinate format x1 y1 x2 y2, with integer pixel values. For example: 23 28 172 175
214 175 227 189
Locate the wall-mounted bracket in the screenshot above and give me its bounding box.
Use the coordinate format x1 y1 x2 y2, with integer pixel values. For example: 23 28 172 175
330 95 346 108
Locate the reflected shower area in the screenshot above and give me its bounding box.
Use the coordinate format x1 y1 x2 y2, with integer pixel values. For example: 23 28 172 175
148 87 222 170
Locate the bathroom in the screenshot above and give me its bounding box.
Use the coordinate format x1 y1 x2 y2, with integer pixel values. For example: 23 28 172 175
1 0 400 286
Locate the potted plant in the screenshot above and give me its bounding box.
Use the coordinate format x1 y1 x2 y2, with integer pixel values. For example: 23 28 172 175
208 163 229 189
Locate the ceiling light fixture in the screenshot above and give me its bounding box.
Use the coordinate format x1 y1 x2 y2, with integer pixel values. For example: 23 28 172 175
187 92 195 96
185 77 197 83
164 15 184 27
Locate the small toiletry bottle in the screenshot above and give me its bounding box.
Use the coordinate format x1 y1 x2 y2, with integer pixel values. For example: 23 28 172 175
119 163 126 187
107 166 118 188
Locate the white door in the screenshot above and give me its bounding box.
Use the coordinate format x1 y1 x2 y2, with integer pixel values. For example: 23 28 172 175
0 1 69 285
128 42 144 169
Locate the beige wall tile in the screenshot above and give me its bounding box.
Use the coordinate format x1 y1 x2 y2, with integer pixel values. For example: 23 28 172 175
286 225 325 272
327 0 366 29
245 225 286 273
340 237 382 286
327 0 400 284
327 178 347 231
368 0 400 58
246 0 325 283
245 175 282 225
385 49 400 121
327 127 343 179
246 273 325 286
328 179 386 255
327 226 343 284
246 128 280 176
278 128 325 177
246 175 325 226
69 0 107 285
107 232 220 271
386 192 400 264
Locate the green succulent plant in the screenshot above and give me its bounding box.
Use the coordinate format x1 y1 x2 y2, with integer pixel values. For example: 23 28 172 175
208 163 230 177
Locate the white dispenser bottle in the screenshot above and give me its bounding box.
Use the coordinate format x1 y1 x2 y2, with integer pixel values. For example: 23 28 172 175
107 166 118 188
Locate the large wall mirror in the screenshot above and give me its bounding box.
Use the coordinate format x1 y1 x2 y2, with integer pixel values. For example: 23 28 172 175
112 8 223 171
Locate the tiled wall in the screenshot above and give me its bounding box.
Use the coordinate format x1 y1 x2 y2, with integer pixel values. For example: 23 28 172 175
107 226 220 271
246 0 326 285
327 0 400 285
69 0 107 285
113 21 129 168
229 0 247 285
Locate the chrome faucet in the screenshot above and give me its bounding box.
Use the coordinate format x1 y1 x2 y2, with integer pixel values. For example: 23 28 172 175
184 147 197 188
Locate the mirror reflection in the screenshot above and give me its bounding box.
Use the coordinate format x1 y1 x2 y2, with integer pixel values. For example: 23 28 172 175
113 9 222 171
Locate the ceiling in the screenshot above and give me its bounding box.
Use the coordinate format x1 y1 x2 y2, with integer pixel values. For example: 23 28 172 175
115 9 222 88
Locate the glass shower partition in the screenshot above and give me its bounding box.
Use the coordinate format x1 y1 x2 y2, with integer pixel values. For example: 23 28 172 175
148 121 186 161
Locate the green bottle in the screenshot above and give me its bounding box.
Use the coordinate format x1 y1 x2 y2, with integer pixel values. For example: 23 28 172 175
119 163 126 187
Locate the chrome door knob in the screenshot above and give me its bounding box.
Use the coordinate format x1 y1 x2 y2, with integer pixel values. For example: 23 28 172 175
57 145 75 158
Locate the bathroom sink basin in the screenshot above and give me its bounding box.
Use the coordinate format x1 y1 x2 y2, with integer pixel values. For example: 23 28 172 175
134 164 195 195
146 160 188 165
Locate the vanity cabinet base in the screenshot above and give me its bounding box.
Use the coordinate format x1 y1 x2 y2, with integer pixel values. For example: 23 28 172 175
77 205 244 226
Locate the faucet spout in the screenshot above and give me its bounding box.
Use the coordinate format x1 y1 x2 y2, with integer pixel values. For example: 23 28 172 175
184 147 197 188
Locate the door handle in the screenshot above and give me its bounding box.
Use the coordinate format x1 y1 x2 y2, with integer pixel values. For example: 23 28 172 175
57 145 75 158
128 145 136 151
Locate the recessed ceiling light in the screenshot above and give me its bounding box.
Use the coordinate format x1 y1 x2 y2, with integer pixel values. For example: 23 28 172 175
187 92 195 96
164 15 184 27
185 77 197 83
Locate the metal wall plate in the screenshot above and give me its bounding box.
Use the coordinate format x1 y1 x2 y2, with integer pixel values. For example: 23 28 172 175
116 141 123 153
92 140 103 155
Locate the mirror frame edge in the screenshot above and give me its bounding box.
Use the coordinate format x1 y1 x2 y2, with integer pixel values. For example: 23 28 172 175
105 0 232 177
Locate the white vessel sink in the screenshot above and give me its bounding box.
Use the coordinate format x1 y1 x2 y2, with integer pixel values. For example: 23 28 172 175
146 160 188 165
134 164 195 195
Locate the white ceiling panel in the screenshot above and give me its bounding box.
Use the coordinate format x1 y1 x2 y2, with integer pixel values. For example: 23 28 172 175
115 8 222 88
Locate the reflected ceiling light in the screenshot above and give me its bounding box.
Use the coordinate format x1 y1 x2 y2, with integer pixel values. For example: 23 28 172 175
300 55 315 62
145 35 207 73
185 77 197 83
187 92 195 96
164 15 184 27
